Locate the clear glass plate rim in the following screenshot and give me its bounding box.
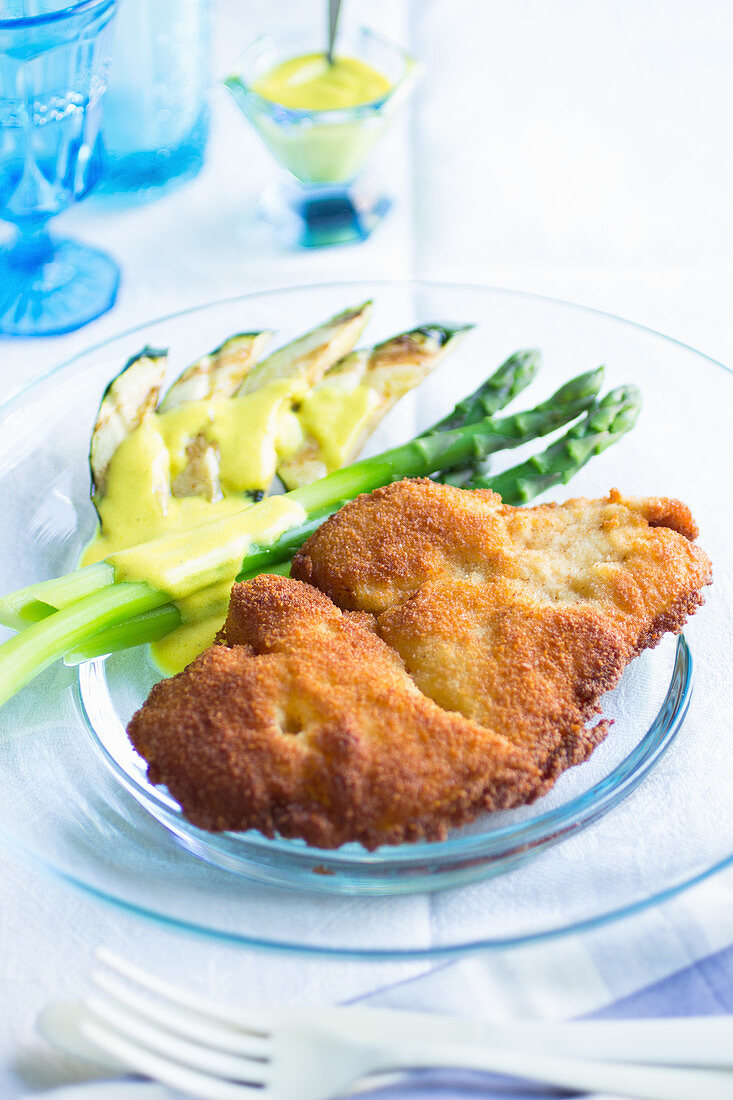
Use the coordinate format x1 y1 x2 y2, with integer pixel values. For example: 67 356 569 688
1 278 730 417
76 636 694 868
1 815 730 961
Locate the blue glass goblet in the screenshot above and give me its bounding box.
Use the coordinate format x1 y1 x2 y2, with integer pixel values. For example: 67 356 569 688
0 0 119 337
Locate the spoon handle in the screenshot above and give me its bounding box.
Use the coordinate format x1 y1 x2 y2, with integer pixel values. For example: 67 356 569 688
327 0 343 64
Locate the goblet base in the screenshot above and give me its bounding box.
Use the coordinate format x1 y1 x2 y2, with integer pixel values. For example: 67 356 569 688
259 175 391 248
0 237 119 337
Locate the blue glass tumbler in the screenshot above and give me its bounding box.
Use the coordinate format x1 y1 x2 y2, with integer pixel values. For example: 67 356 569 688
99 0 210 195
0 0 119 337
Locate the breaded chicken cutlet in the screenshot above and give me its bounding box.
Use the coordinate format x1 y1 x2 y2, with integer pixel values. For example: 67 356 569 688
128 481 711 849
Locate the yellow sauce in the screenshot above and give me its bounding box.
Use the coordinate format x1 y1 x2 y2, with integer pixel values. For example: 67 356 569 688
150 579 238 675
253 53 391 111
82 379 303 564
81 378 311 673
109 495 306 672
298 383 379 471
82 364 383 673
107 495 305 600
246 53 394 183
151 617 226 676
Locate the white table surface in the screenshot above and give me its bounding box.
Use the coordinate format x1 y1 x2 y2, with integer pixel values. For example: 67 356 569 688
1 1 732 1095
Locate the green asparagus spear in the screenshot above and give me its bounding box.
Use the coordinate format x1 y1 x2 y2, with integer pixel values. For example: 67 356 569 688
0 369 602 702
466 385 642 502
425 348 542 486
420 349 541 437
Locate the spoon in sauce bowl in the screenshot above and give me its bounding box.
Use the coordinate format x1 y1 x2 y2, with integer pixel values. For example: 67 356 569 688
327 0 343 64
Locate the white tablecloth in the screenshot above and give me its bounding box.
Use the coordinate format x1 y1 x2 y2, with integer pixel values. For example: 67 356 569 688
1 1 732 1095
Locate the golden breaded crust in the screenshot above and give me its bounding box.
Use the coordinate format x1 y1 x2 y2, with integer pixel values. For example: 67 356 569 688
292 480 712 778
128 574 540 849
376 577 622 779
293 480 509 613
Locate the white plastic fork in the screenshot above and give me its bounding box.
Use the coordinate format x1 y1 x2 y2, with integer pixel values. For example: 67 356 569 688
36 948 733 1100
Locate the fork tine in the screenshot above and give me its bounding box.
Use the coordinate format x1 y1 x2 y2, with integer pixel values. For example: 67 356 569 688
85 994 271 1085
92 969 272 1058
95 948 275 1034
80 1017 264 1100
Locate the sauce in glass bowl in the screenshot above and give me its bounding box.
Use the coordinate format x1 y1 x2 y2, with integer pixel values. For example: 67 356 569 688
253 53 391 112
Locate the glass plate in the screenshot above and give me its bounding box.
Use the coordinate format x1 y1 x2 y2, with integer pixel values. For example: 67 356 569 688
0 281 730 958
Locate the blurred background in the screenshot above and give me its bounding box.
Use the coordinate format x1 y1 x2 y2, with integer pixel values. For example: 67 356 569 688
1 0 732 371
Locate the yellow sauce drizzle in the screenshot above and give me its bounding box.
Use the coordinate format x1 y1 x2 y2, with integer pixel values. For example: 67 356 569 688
82 378 312 673
107 495 306 601
82 358 388 672
109 494 306 673
298 383 380 471
151 578 235 675
82 379 304 565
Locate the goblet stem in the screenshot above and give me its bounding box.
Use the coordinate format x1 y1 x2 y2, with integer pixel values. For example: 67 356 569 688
5 222 54 272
